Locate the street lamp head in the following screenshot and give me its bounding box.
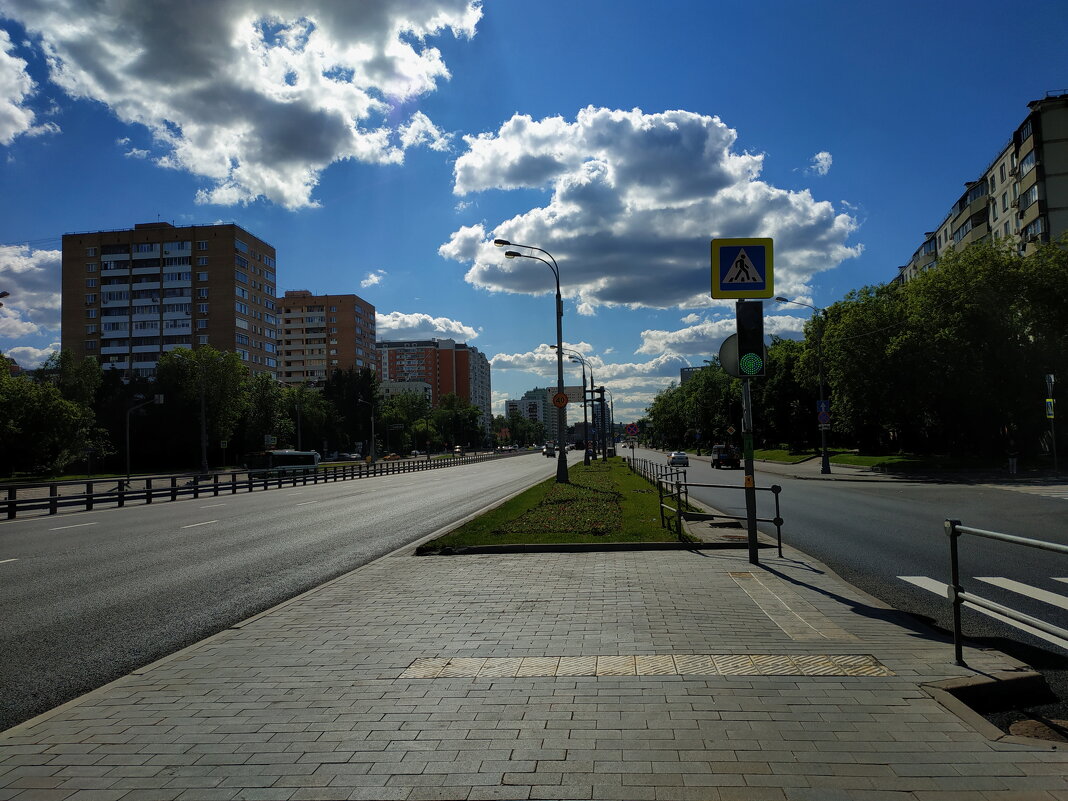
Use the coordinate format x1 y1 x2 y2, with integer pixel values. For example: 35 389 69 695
774 296 789 303
493 238 511 247
504 250 521 259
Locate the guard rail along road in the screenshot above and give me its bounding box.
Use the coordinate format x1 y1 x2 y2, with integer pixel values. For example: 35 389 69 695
944 518 1068 666
3 451 520 520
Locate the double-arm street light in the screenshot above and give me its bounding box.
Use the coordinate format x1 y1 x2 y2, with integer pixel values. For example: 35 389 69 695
776 297 831 474
495 239 569 483
552 346 592 465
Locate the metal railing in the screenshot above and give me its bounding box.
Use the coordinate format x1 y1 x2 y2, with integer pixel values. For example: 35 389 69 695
3 451 520 520
627 457 784 553
944 519 1068 666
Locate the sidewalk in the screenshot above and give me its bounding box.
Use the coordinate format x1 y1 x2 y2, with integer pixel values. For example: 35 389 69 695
2 538 1067 800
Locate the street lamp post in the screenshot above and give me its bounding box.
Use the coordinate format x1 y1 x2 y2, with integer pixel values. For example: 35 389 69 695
555 347 592 466
496 239 569 483
126 394 163 488
776 297 831 474
356 397 375 463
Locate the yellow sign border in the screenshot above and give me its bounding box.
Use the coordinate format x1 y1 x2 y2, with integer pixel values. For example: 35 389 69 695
711 238 774 299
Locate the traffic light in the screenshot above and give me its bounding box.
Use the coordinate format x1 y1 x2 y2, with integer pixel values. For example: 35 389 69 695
735 300 765 377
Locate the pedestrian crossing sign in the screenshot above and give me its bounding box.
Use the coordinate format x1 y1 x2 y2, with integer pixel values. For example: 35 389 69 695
711 238 774 299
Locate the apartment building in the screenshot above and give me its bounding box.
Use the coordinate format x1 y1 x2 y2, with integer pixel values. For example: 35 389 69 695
899 92 1068 283
377 338 492 432
506 385 584 445
278 290 377 385
61 222 279 379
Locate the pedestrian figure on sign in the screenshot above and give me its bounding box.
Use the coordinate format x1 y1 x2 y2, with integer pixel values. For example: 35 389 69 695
1007 441 1019 475
730 252 753 281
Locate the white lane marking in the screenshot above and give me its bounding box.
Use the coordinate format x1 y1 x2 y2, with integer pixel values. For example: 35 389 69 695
48 522 98 531
900 576 1068 651
0 558 17 565
975 577 1068 611
1055 578 1068 585
296 501 316 506
199 503 226 509
181 520 217 529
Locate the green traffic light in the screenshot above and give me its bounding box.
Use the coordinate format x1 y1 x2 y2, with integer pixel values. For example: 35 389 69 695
740 353 763 375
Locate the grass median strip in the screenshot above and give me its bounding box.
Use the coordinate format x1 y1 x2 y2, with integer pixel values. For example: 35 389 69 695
417 458 692 553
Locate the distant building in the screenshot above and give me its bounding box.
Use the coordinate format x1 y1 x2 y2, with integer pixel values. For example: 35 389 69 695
61 221 279 379
377 338 492 433
898 92 1068 283
507 385 584 444
278 290 377 385
680 366 702 384
380 380 432 403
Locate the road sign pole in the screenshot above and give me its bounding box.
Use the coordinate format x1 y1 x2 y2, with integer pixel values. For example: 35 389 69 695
742 377 759 565
1047 374 1058 474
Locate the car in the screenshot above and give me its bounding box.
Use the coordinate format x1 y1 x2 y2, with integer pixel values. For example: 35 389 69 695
711 444 740 469
543 444 556 457
667 451 689 467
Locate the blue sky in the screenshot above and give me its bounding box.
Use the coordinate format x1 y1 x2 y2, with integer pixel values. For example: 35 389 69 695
1 0 1066 423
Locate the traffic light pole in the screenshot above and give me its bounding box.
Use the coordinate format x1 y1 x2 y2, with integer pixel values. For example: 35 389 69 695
741 376 759 565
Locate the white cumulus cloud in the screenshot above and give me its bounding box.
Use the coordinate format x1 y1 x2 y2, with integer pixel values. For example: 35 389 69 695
808 151 833 176
0 244 62 338
376 310 478 341
636 312 807 356
0 28 58 145
3 341 59 369
441 107 861 311
361 269 387 288
1 0 481 208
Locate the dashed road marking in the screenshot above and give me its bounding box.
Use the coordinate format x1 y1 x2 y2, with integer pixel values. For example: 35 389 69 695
48 522 98 531
181 520 217 529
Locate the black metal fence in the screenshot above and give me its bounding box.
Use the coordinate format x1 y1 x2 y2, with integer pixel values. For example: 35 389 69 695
944 518 1068 666
4 452 519 520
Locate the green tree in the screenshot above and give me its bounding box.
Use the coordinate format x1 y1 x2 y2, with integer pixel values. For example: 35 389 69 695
0 369 99 476
156 347 250 471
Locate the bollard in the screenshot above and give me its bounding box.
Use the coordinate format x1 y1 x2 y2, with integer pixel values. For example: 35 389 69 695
146 478 153 504
50 484 59 515
86 482 94 512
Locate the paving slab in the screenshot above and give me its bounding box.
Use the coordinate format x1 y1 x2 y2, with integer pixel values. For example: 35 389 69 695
2 540 1066 801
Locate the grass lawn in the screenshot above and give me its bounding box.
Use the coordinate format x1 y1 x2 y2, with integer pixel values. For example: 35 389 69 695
416 458 687 553
752 449 814 464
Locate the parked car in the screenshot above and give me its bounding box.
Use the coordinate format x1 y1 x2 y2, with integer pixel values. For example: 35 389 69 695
667 451 689 467
711 444 740 469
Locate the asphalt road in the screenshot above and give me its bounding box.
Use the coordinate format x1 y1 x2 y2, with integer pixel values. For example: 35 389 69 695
0 452 566 732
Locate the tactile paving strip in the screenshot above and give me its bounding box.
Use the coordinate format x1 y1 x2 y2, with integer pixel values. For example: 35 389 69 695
399 653 893 679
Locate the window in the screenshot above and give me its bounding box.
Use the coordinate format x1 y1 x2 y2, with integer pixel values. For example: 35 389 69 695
197 240 208 250
85 293 98 305
198 335 209 345
86 308 97 318
235 286 249 299
1000 163 1006 182
236 301 249 315
1020 119 1033 141
86 278 97 288
197 319 208 330
235 271 248 283
991 201 998 222
134 243 156 253
86 262 97 272
197 288 209 299
235 239 249 254
1002 192 1008 212
196 257 208 266
86 324 97 334
85 340 98 350
1020 184 1038 211
330 306 337 312
237 349 249 361
86 247 97 256
235 333 249 345
235 317 249 330
197 271 208 281
1020 150 1036 175
197 303 209 314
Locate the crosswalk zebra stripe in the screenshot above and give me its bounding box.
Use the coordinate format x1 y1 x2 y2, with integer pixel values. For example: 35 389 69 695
899 576 1068 652
975 577 1068 610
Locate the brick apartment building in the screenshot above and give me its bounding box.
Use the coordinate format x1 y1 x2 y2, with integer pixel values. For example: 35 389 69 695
278 290 377 384
377 338 492 433
61 222 279 379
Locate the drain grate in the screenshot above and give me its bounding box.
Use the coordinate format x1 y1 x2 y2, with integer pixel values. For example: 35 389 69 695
399 653 893 679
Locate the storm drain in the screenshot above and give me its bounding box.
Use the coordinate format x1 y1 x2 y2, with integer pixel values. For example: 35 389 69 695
400 653 893 679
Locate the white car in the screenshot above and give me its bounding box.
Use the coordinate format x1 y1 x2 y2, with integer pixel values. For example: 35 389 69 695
667 451 689 467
